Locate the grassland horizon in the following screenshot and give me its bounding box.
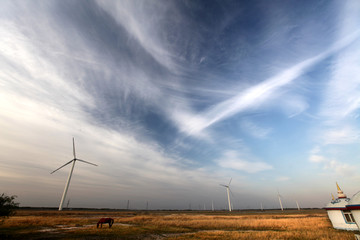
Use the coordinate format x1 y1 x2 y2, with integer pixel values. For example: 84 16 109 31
1 208 359 239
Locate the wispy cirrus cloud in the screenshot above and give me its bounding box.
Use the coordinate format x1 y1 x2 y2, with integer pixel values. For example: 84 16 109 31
308 147 355 176
321 127 359 145
240 119 272 139
313 1 360 148
93 0 360 145
94 0 180 74
175 30 360 138
275 176 290 182
215 150 272 173
321 1 360 121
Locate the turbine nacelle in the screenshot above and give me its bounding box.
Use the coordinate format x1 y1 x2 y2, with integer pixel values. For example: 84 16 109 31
51 138 97 174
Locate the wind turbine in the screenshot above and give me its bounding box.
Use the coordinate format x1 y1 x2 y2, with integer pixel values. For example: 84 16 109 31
277 190 284 211
50 138 97 211
296 200 300 211
220 178 233 212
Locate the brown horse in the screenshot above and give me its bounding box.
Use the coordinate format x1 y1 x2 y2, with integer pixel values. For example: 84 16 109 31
97 218 114 228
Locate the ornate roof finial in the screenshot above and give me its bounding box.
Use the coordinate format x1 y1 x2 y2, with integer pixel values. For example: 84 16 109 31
336 182 346 198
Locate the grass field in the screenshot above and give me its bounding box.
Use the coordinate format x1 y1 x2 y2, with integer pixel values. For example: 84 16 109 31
0 209 358 239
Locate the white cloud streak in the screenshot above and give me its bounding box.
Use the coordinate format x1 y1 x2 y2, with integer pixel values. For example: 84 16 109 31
93 0 360 144
308 147 355 176
315 1 360 146
321 127 359 145
275 176 290 182
95 0 178 74
177 30 360 138
240 119 272 139
216 151 273 173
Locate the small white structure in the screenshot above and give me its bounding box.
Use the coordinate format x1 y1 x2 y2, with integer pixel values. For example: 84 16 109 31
325 183 358 231
346 190 360 230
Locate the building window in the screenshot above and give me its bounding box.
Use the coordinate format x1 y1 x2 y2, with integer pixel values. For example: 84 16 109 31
343 210 356 223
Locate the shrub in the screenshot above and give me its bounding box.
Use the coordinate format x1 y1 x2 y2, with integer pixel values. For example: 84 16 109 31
0 193 19 222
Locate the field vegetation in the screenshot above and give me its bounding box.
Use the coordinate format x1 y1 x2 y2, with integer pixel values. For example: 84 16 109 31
0 209 358 239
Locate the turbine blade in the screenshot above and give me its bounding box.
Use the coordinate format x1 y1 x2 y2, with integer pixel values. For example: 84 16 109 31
228 178 232 186
76 159 98 166
50 160 74 174
220 184 228 187
73 138 76 159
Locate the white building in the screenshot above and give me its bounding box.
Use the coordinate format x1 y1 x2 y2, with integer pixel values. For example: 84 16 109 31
325 183 358 231
346 191 360 230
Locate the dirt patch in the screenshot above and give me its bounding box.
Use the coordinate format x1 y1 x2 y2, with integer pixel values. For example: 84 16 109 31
37 222 133 233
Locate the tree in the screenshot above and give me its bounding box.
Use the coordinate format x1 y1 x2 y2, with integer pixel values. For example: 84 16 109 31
0 193 19 222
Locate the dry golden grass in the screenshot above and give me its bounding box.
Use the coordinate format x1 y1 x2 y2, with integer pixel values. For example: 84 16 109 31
0 209 358 239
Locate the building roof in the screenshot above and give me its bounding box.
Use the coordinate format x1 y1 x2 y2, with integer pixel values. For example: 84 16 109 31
325 183 350 210
346 191 360 210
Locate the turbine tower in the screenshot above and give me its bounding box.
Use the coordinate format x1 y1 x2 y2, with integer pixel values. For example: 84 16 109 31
277 190 284 211
220 178 233 212
51 138 97 211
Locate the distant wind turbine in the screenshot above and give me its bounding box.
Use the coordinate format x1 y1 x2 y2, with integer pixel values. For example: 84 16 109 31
277 190 284 211
296 200 300 211
50 138 97 211
220 178 233 212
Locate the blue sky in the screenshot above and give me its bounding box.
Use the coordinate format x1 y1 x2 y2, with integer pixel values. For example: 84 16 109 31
1 0 360 210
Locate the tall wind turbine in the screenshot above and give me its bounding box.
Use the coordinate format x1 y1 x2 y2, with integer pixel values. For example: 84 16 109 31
277 190 284 211
51 138 97 211
220 178 233 212
296 200 300 211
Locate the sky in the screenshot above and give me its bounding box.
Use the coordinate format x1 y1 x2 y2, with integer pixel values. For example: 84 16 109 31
1 0 360 210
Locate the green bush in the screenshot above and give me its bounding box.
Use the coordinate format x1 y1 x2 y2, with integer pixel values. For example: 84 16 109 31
0 193 19 222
